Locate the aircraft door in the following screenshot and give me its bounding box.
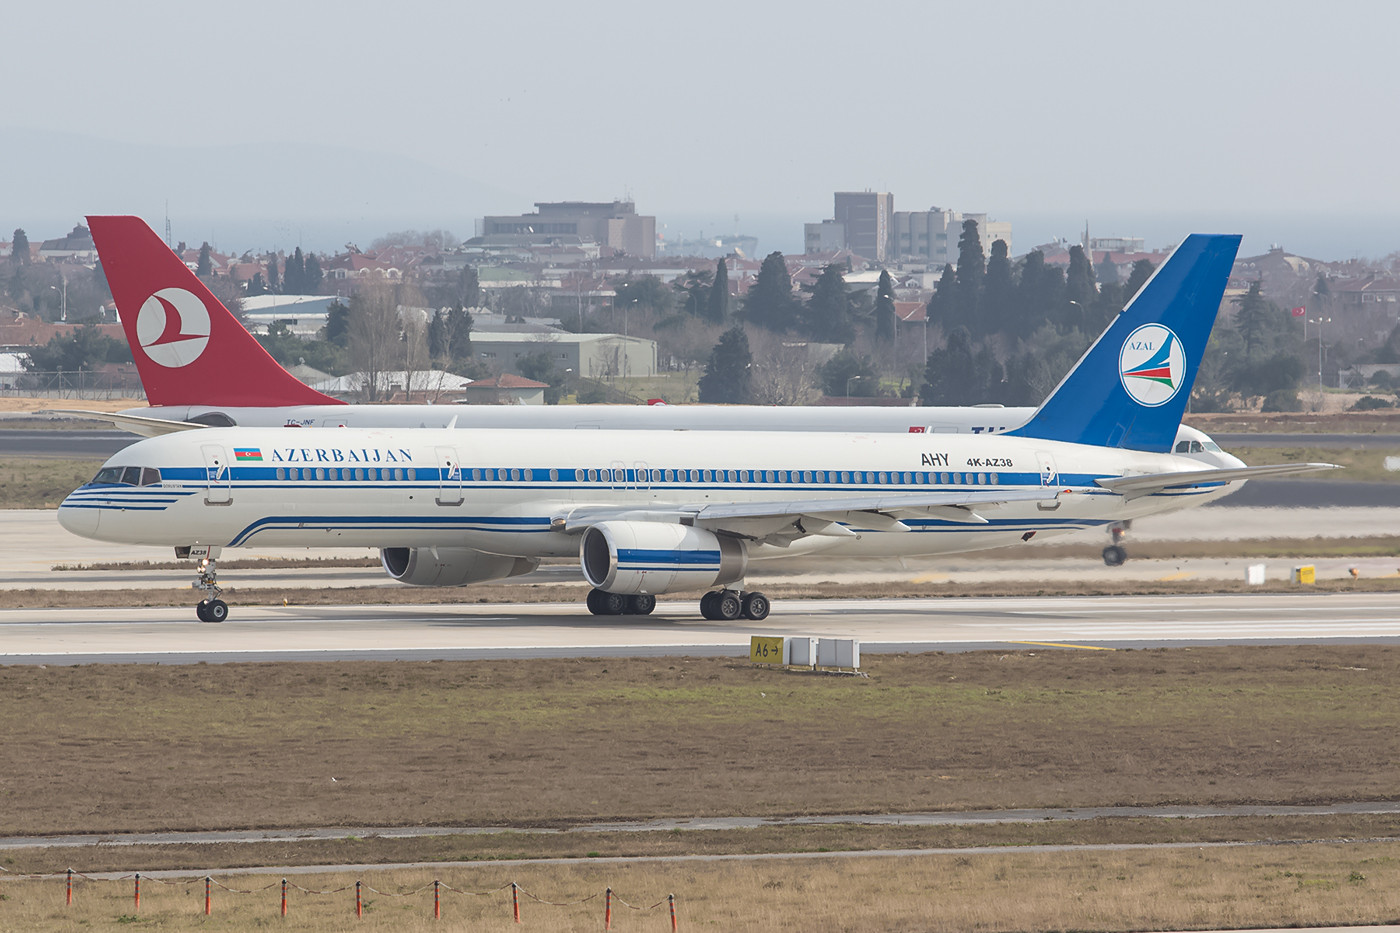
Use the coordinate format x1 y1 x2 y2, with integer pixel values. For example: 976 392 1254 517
201 444 232 505
435 446 463 506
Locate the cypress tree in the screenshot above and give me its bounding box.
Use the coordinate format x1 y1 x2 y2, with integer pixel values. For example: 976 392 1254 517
697 326 754 403
875 269 896 341
706 257 729 324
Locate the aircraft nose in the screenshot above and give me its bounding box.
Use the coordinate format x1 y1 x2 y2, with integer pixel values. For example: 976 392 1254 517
57 498 100 539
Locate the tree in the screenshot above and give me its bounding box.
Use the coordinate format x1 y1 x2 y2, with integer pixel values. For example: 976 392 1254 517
925 264 957 331
324 301 352 347
697 326 753 403
196 242 213 278
673 270 712 320
954 219 985 327
802 264 856 344
11 228 29 264
347 283 405 401
515 349 563 404
458 265 481 308
744 252 798 332
981 240 1014 337
1064 245 1097 331
22 324 130 372
817 348 878 397
919 326 978 405
1233 280 1272 358
706 258 729 324
284 248 306 294
874 269 896 342
1123 259 1156 303
304 253 323 294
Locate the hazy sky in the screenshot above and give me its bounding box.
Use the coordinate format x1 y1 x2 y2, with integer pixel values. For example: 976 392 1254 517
5 0 1398 256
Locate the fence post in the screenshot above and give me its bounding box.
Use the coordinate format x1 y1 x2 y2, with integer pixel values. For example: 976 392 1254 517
134 873 140 913
205 876 212 915
512 881 520 923
356 879 362 917
434 879 440 920
281 878 288 917
66 868 72 906
670 893 677 932
605 886 612 929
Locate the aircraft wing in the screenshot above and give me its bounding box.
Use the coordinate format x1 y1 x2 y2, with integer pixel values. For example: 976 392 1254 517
557 487 1079 542
1095 462 1340 498
42 410 208 437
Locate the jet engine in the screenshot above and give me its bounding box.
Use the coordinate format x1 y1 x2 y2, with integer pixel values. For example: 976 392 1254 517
580 521 747 595
380 546 539 587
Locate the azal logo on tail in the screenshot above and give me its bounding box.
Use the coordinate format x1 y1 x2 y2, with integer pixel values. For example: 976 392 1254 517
1118 324 1184 407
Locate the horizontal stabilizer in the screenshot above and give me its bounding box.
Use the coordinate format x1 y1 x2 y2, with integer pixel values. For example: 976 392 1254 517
42 409 208 437
1095 462 1340 498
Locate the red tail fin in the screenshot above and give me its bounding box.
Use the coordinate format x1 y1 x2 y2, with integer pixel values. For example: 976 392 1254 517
89 215 343 408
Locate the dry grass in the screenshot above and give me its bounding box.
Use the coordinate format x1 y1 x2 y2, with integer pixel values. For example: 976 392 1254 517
2 647 1398 840
6 814 1400 876
0 459 103 508
4 843 1400 931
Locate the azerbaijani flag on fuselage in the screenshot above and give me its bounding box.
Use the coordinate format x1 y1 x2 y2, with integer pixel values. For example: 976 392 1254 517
234 448 263 462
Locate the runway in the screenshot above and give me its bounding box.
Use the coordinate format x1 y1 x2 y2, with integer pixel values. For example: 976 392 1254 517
4 591 1398 665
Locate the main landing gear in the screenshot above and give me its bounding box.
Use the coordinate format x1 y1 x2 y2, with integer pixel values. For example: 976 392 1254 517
586 589 657 616
583 587 772 620
1102 521 1131 567
188 549 229 623
700 589 770 621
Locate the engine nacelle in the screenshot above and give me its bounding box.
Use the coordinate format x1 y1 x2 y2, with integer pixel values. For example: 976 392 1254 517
380 546 539 587
580 521 747 595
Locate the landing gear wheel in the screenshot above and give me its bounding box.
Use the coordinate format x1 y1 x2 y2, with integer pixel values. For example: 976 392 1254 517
699 591 720 620
1102 545 1127 567
197 599 228 623
715 590 743 621
741 591 770 621
628 594 656 615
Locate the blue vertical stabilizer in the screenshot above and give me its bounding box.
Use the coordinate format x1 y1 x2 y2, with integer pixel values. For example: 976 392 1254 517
1006 233 1241 452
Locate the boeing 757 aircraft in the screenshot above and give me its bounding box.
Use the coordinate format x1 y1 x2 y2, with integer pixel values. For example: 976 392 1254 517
60 234 1335 622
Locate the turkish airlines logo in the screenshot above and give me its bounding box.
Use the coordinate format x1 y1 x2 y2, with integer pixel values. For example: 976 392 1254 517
1118 323 1184 408
135 287 211 368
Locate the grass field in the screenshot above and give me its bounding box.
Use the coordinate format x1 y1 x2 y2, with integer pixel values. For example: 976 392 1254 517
3 646 1397 842
5 843 1400 931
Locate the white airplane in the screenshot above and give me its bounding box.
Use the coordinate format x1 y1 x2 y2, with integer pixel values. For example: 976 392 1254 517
60 234 1335 622
80 215 1238 565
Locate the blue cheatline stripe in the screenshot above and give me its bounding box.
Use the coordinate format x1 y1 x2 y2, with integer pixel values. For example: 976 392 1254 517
227 514 552 546
616 548 720 567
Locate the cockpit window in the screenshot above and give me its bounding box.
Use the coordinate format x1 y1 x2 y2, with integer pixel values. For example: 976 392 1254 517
91 466 162 486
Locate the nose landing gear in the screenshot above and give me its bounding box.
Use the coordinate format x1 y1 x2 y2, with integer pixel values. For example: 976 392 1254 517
1102 522 1131 567
183 545 229 622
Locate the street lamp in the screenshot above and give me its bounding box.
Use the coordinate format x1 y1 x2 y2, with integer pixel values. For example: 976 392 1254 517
846 375 862 400
49 278 67 322
1309 316 1331 390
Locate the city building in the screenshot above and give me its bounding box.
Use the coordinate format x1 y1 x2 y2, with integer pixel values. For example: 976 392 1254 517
478 201 657 259
893 208 1011 267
